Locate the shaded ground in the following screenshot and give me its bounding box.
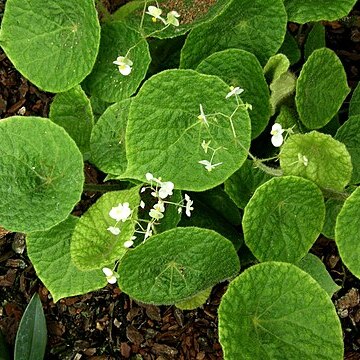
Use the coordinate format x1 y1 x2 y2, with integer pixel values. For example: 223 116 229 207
1 0 360 359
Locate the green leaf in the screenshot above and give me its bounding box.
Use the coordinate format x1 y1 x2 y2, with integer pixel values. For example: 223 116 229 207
27 216 106 303
196 49 271 139
304 23 326 60
269 71 296 115
224 159 272 209
263 53 290 83
82 21 151 103
179 196 243 251
243 176 325 263
90 96 111 123
14 294 47 360
296 48 350 129
0 331 10 360
275 104 306 133
0 116 84 233
218 262 344 359
349 82 360 117
180 0 287 68
0 0 100 92
335 115 360 184
118 227 240 304
195 187 241 226
49 85 94 158
296 253 340 296
335 187 360 279
284 0 357 23
71 187 140 270
278 32 301 65
280 131 353 191
112 0 231 39
322 198 344 240
90 100 131 175
124 69 251 191
175 287 212 310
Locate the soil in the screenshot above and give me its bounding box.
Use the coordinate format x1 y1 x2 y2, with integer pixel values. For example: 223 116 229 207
1 0 360 359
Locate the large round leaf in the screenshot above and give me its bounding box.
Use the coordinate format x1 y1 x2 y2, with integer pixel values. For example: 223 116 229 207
295 48 350 129
349 81 360 117
125 69 251 191
118 227 240 304
243 176 325 263
219 262 344 360
335 115 360 184
83 21 151 103
196 49 271 139
284 0 357 23
335 187 360 279
0 0 100 92
0 117 84 233
90 100 131 175
280 131 352 191
27 216 106 303
71 188 140 270
180 0 287 68
49 85 94 157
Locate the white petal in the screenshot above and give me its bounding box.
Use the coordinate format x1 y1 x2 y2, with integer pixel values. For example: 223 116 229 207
107 275 117 284
140 200 145 209
102 267 113 277
119 65 131 76
271 123 283 135
107 226 120 235
124 240 134 248
146 173 154 181
271 134 284 147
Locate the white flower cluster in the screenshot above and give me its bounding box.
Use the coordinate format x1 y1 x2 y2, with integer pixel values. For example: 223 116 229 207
146 6 180 27
112 6 180 77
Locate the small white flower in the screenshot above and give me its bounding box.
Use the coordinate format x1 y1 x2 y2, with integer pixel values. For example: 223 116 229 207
201 140 211 154
140 200 145 209
298 153 309 167
102 267 118 284
144 224 153 239
166 10 180 26
113 56 133 76
146 5 165 23
270 123 284 147
198 104 209 127
149 208 164 220
124 236 136 248
109 202 132 222
178 207 183 214
184 194 194 217
198 160 223 172
107 226 121 235
158 181 174 199
141 187 146 193
146 172 154 181
245 103 252 111
225 86 244 99
153 201 165 213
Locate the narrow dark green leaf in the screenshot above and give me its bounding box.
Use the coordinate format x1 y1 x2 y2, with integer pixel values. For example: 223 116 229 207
14 294 47 360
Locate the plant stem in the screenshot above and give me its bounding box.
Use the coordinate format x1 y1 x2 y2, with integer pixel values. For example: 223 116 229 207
253 159 283 177
321 188 349 202
95 0 112 23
